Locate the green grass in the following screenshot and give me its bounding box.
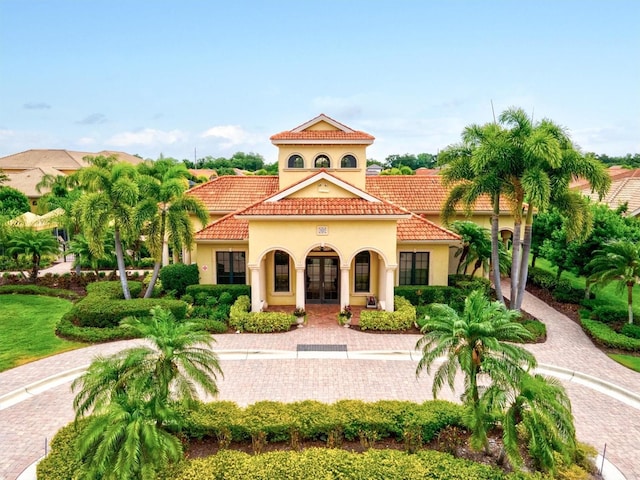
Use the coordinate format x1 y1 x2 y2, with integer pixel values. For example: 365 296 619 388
0 294 86 372
534 257 640 315
608 353 640 372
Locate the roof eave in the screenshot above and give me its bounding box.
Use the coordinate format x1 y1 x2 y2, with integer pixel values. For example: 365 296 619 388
238 214 410 221
270 139 374 146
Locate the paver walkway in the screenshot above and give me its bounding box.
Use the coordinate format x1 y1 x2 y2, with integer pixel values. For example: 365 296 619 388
0 292 639 479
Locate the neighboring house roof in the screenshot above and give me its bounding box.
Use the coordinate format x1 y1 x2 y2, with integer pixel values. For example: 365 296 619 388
0 149 143 171
366 175 499 213
270 114 374 145
186 176 280 213
573 168 640 217
188 169 218 180
5 167 66 197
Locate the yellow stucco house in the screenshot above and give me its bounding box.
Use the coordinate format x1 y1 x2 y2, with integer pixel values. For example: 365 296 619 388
187 114 515 313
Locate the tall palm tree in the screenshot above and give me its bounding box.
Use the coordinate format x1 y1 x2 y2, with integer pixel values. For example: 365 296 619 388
74 155 140 299
136 159 209 298
484 373 576 473
588 240 640 324
6 228 59 281
416 290 536 451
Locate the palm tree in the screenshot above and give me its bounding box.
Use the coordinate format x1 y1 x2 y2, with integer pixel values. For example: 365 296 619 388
72 306 223 416
135 159 209 298
5 228 59 281
484 372 576 473
67 232 116 275
72 306 222 477
75 393 183 480
416 290 536 451
74 155 140 299
588 240 640 324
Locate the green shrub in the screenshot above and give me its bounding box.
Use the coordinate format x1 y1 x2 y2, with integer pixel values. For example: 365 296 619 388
552 284 585 304
589 305 628 324
159 263 199 296
581 318 640 351
86 280 143 299
228 296 292 332
37 421 85 480
186 284 250 303
394 285 463 307
0 284 80 300
518 319 547 342
191 318 228 334
72 296 188 328
527 267 558 290
181 293 194 305
359 296 416 331
56 312 136 342
621 323 640 339
448 274 491 295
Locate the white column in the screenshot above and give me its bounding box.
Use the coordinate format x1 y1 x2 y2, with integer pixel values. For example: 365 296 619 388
385 267 395 312
162 242 170 266
296 267 305 309
340 266 350 308
183 247 191 265
260 257 267 309
250 266 261 312
378 255 385 306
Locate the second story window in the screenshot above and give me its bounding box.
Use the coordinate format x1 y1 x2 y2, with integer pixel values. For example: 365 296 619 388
287 154 304 168
341 154 357 168
314 155 330 168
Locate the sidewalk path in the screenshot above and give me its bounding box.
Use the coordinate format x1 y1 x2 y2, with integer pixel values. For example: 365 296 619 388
0 290 638 479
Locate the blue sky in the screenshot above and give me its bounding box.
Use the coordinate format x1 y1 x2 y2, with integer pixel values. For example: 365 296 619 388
1 0 638 163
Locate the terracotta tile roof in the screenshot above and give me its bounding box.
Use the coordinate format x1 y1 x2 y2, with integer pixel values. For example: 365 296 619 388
238 197 409 217
196 214 248 240
397 214 461 242
270 114 374 143
366 176 498 213
186 176 280 212
270 130 375 142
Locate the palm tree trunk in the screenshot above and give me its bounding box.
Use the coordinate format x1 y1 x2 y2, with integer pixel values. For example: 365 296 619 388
491 193 504 303
144 210 167 299
114 228 131 300
510 220 521 308
144 261 161 298
514 207 535 311
628 283 634 325
31 253 39 283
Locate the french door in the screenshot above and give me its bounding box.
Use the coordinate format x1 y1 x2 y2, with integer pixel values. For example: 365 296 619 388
305 257 339 304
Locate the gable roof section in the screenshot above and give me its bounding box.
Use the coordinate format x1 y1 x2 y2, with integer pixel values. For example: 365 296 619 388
186 176 280 212
270 113 374 145
398 214 461 242
366 175 500 213
582 175 640 217
268 170 380 203
196 213 248 240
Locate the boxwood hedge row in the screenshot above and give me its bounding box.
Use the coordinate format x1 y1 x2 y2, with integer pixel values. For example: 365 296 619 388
228 295 293 332
359 296 416 331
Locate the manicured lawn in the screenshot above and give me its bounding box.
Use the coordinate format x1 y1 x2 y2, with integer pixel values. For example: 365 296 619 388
534 258 640 315
608 353 640 373
0 294 86 372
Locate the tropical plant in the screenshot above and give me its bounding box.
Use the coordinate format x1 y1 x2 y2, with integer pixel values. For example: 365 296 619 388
136 159 209 298
415 290 535 451
71 306 222 477
67 232 116 275
484 372 576 473
5 228 59 281
588 240 640 324
0 185 30 217
74 155 140 299
449 220 494 276
74 392 183 480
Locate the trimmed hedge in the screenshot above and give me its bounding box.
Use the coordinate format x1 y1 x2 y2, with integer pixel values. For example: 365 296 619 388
589 305 629 324
228 296 293 332
581 318 640 351
165 448 525 480
621 323 640 340
0 284 80 300
186 284 250 302
448 274 491 296
394 285 464 308
56 312 137 343
159 263 200 296
359 296 416 331
190 318 228 334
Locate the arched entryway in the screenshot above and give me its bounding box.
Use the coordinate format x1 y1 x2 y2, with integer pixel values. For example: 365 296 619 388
305 247 340 304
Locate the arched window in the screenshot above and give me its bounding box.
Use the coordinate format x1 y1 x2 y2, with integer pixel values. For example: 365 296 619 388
341 154 357 168
314 155 330 168
287 154 304 168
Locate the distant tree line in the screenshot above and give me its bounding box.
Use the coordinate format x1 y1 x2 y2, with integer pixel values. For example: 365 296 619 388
181 152 277 176
593 153 640 168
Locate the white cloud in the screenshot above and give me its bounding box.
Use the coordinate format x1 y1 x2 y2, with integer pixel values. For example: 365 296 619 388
200 125 260 149
107 128 188 147
76 136 96 146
